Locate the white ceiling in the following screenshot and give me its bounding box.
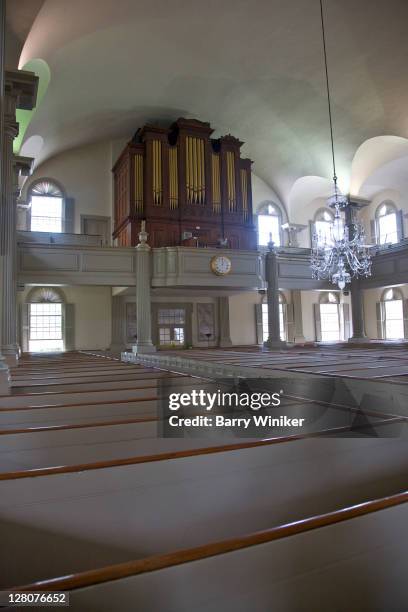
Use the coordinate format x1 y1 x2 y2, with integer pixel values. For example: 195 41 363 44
5 0 45 68
12 0 408 211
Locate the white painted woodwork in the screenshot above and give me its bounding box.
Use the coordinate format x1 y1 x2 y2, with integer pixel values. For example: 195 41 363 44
68 501 408 612
0 431 406 587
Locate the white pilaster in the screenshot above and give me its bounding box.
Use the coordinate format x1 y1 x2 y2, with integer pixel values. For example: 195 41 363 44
1 71 37 368
110 294 127 354
264 241 286 350
218 296 232 347
0 1 9 390
292 289 306 343
349 278 368 343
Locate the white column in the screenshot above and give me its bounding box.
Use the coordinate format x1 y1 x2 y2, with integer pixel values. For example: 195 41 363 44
264 242 286 349
110 294 126 353
133 222 156 354
1 72 37 367
345 202 369 343
1 107 18 365
349 278 368 343
218 296 232 347
292 289 305 343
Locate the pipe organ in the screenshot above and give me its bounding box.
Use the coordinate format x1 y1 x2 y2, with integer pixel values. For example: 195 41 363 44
113 118 257 249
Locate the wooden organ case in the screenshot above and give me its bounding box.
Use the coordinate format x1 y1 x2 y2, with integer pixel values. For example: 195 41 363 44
112 118 257 250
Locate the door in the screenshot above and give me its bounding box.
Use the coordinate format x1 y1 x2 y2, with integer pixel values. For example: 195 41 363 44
81 216 111 245
157 308 186 348
319 303 341 341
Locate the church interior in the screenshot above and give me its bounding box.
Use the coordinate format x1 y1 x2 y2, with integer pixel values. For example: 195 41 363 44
0 0 407 610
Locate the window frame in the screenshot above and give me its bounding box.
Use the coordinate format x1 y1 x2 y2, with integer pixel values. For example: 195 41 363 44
26 287 67 353
312 207 335 247
157 307 187 347
29 302 64 353
375 201 399 245
318 291 341 342
380 287 404 340
27 179 66 234
257 202 284 247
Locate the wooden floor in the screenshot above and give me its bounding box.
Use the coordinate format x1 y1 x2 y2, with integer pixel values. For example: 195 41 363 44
0 350 406 610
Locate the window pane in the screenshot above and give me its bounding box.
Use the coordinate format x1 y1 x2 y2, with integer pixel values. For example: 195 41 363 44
261 303 286 341
258 215 281 246
315 221 333 246
158 308 186 325
378 213 398 244
320 303 340 341
159 328 171 344
262 303 269 342
31 195 63 233
29 303 63 352
173 328 184 344
279 303 286 341
384 300 404 339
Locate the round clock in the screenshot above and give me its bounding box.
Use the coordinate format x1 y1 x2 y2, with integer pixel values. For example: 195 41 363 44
210 255 232 276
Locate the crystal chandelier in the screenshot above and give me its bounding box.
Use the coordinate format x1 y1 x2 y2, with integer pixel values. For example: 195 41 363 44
310 0 372 290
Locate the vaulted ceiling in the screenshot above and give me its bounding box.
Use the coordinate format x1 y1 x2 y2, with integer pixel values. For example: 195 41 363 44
8 0 408 213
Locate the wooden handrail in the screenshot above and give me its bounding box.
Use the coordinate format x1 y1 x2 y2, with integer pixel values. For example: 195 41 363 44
11 376 177 388
14 490 408 592
12 370 139 379
0 416 403 480
0 375 185 400
0 393 158 412
14 362 177 372
0 416 158 436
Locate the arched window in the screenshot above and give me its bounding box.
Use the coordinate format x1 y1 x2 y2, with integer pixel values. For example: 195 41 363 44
313 208 334 247
28 179 64 233
381 288 404 339
319 291 340 341
261 292 286 342
26 287 65 353
375 201 398 245
257 203 283 247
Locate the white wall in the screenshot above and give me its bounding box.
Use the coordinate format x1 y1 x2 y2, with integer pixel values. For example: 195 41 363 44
294 197 327 248
252 174 285 215
300 290 318 342
18 285 112 351
229 292 260 345
22 141 113 235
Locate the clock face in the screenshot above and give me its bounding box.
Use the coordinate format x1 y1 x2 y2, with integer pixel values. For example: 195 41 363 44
210 255 232 276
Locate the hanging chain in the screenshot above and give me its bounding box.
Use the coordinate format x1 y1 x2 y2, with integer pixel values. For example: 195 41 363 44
319 0 337 187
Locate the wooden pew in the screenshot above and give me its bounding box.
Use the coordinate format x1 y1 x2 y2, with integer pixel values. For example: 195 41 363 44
0 428 406 588
15 492 406 612
10 373 189 394
0 389 402 469
0 397 158 429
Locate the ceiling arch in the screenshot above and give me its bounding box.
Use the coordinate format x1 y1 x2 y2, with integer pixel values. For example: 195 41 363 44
16 0 408 209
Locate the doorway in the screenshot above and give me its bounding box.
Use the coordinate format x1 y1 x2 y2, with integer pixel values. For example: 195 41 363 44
81 215 111 245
